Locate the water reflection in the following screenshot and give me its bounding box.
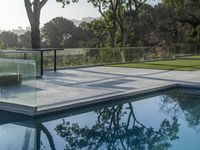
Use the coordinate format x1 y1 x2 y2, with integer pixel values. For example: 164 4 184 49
0 88 200 150
55 103 179 150
0 124 35 150
160 88 200 131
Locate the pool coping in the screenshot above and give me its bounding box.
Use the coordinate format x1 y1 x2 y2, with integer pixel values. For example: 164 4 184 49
0 82 200 116
0 101 36 116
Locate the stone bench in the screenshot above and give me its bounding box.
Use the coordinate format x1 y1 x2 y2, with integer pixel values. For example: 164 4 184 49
0 73 22 86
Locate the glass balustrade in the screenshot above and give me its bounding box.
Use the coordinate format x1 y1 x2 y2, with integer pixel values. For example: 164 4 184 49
0 58 36 107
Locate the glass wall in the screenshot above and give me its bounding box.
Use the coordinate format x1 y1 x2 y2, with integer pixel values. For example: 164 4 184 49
0 58 36 107
41 47 176 70
0 51 41 77
0 45 199 74
41 45 199 70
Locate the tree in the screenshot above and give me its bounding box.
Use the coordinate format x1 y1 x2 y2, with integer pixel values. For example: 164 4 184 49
85 19 111 47
41 17 77 47
88 0 119 48
24 0 79 48
127 3 158 46
0 31 19 48
24 0 48 48
164 0 200 43
87 0 147 62
132 3 182 46
19 31 32 48
77 22 98 47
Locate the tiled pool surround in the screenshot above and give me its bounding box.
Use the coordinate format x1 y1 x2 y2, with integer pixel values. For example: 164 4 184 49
0 67 200 116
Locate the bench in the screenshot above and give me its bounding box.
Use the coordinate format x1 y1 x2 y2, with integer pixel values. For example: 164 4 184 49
0 73 22 86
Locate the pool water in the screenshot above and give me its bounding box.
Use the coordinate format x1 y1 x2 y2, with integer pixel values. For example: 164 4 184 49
0 87 200 150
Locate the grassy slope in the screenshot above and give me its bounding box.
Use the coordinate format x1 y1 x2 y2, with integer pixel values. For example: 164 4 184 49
111 59 200 71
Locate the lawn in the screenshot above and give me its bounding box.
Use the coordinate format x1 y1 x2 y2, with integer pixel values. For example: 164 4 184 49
179 55 200 59
110 59 200 71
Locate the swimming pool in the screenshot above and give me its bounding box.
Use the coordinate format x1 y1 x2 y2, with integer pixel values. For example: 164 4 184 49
0 87 200 150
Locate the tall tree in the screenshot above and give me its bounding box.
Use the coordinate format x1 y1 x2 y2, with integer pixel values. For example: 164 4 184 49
24 0 77 48
88 0 118 48
86 0 147 62
115 0 147 62
24 0 48 48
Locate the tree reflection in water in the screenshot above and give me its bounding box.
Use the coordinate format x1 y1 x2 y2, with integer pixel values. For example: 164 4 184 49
55 102 179 150
160 89 200 131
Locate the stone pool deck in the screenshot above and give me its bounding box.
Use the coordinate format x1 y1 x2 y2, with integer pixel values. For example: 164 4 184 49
35 66 200 115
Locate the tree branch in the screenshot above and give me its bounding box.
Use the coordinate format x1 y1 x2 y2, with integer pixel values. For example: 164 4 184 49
24 0 34 24
40 0 48 9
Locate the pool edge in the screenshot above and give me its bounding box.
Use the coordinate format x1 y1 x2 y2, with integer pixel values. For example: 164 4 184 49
1 83 200 116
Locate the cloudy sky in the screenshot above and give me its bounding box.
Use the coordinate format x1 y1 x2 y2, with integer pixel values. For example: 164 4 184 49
0 0 160 30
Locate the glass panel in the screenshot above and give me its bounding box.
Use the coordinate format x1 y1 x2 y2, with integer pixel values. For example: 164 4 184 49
0 51 41 77
45 47 177 69
0 58 36 107
1 45 198 73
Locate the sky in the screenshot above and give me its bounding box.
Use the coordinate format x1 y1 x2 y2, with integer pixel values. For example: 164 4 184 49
0 0 160 30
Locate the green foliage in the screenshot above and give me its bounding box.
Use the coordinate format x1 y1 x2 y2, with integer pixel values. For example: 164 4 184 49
0 41 6 49
87 19 111 47
56 0 79 7
42 17 77 48
41 17 99 48
87 0 120 47
163 0 200 43
19 31 31 48
164 0 181 6
195 25 200 43
0 31 19 48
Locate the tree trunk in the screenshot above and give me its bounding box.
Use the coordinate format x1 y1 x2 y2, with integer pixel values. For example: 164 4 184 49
24 0 48 48
110 32 116 48
120 48 125 63
120 28 126 63
31 21 41 48
111 15 117 48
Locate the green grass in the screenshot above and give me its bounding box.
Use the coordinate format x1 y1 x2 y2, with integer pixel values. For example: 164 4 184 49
180 55 200 59
110 59 200 71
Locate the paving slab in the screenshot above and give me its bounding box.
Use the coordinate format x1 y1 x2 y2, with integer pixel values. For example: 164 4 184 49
36 67 200 113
